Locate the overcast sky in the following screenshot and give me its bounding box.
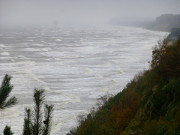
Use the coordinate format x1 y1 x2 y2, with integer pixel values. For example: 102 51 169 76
0 0 180 27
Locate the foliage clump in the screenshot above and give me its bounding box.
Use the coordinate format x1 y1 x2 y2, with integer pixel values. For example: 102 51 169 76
3 126 13 135
0 74 18 109
23 89 54 135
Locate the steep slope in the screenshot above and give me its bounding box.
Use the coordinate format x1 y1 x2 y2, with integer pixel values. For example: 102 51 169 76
67 37 180 135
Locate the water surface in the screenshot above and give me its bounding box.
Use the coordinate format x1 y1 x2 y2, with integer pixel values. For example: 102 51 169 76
0 25 166 135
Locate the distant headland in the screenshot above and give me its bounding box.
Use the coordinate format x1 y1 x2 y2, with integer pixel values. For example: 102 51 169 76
146 14 180 32
110 14 180 33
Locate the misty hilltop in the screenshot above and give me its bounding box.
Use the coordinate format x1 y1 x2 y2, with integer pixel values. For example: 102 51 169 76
147 14 180 32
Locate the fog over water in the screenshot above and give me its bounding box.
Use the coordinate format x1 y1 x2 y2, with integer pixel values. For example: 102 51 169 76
0 0 180 27
0 0 178 135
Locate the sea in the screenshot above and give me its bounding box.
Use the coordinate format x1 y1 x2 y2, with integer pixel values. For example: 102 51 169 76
0 25 166 135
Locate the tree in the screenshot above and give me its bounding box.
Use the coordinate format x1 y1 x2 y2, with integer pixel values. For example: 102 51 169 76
0 74 18 109
43 104 54 135
23 89 54 135
23 108 32 135
3 126 13 135
0 74 17 135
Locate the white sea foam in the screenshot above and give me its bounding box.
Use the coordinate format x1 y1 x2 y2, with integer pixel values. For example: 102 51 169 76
0 44 6 48
1 52 10 56
24 48 40 51
17 55 26 59
47 92 80 103
56 39 62 42
27 39 34 42
33 43 44 47
41 47 51 52
0 108 20 118
15 61 49 89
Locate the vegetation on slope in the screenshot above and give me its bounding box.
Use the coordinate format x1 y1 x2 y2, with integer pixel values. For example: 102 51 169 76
67 37 180 135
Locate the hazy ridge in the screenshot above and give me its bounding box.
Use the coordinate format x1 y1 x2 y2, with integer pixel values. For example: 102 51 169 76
147 14 180 32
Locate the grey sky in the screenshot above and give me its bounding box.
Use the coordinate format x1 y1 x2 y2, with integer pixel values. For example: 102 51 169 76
0 0 180 27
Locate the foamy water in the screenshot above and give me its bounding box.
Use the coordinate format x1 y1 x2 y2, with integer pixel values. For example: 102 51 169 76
0 25 166 135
